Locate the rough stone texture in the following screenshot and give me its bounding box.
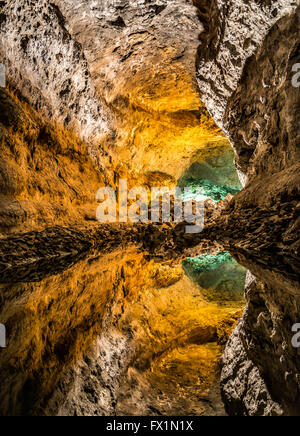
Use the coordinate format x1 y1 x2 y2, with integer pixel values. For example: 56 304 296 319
54 0 201 92
0 0 232 233
194 0 300 416
195 0 299 183
220 317 284 416
0 0 226 184
195 0 297 122
0 87 108 235
220 258 300 416
0 0 111 169
54 0 224 183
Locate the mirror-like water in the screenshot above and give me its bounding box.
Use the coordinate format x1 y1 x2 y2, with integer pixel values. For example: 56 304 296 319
183 252 247 304
0 246 246 416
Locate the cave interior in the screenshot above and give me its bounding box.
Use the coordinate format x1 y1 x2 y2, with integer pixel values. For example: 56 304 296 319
0 0 299 417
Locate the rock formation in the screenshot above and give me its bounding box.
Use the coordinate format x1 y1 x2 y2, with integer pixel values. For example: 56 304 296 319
0 0 299 417
194 0 300 416
0 0 233 233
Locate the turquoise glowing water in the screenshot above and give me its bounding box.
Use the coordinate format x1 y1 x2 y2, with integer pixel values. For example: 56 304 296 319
182 252 247 303
180 178 241 202
178 146 242 203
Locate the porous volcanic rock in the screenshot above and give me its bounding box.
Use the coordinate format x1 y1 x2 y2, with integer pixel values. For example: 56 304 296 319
195 0 300 416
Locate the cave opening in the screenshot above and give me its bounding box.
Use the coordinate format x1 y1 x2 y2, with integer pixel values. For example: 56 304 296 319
178 141 242 202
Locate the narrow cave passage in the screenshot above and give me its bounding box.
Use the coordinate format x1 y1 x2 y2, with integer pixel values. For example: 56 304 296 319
0 0 246 417
0 70 248 417
0 0 299 419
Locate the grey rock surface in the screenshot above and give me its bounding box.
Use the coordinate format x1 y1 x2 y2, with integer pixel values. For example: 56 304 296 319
195 0 299 183
195 0 300 416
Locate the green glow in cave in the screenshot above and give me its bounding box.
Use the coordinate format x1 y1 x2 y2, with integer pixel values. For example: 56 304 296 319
178 146 242 203
182 252 247 304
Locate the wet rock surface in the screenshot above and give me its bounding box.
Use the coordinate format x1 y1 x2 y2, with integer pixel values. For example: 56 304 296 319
0 247 242 416
194 0 300 415
0 0 299 418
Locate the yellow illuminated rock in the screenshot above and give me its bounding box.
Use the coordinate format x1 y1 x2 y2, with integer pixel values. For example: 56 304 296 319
0 248 243 415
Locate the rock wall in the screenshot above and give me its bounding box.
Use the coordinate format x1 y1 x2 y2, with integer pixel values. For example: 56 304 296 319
0 0 233 233
1 0 234 187
195 0 300 416
0 0 112 169
0 87 106 234
53 0 226 183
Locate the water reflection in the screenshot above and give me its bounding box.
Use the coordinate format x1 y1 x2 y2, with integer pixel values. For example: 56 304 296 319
182 252 247 305
0 246 244 416
219 249 300 416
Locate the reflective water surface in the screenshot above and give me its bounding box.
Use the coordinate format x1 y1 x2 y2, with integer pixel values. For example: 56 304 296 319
1 237 298 416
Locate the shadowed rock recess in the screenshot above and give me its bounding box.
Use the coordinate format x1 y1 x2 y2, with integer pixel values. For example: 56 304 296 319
0 0 299 417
